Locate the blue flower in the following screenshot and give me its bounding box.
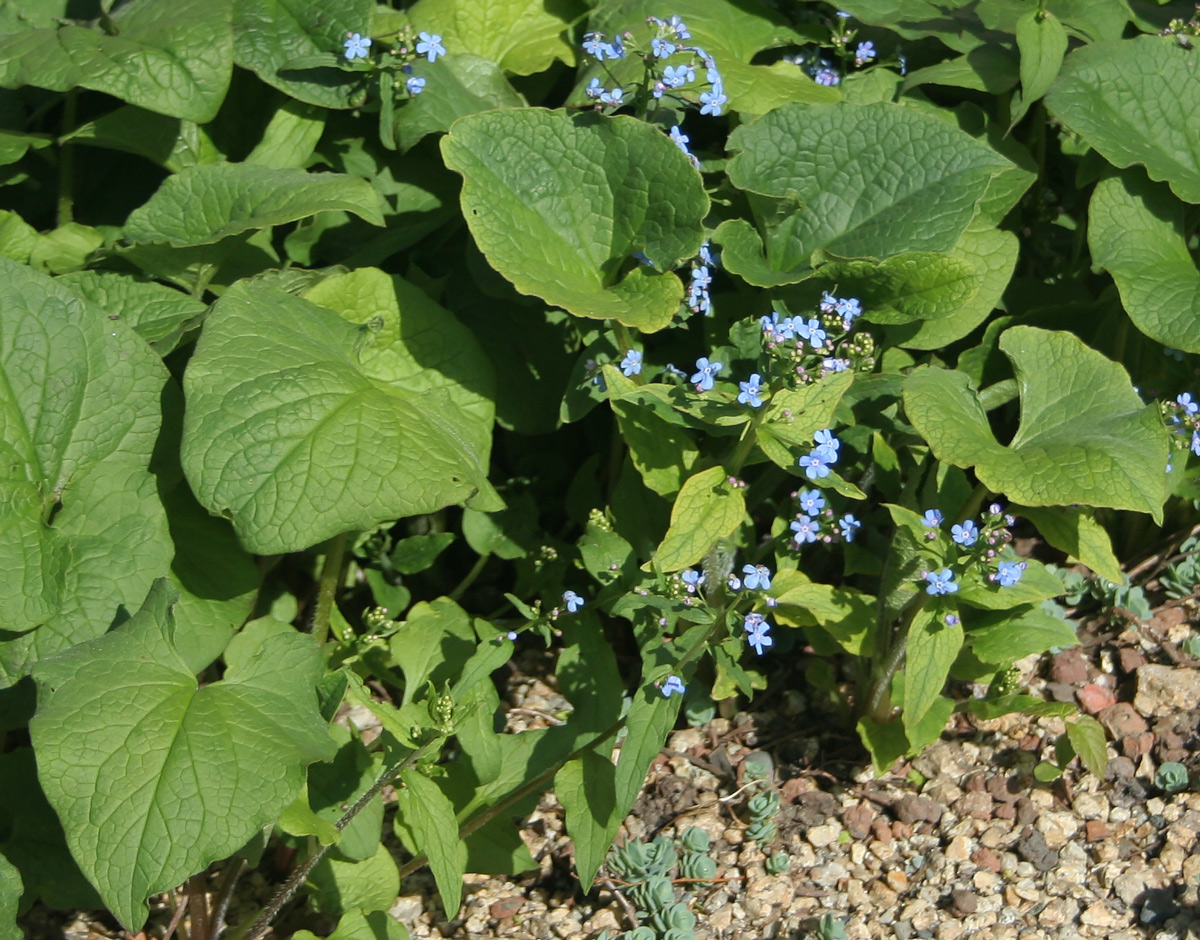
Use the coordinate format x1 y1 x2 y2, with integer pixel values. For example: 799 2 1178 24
760 311 797 340
836 10 852 17
922 509 943 528
604 34 625 59
699 87 727 116
738 373 765 408
586 77 604 99
743 612 765 632
651 37 677 58
582 32 607 58
661 675 686 697
690 357 722 391
1181 393 1199 415
668 15 691 39
790 514 821 543
416 31 446 62
746 620 773 655
662 64 690 87
727 575 741 591
835 296 862 324
599 87 625 106
799 450 832 480
798 488 825 515
823 357 850 373
506 630 519 640
620 349 643 377
562 590 584 613
994 561 1026 587
944 614 959 626
742 564 772 591
797 317 827 348
951 520 979 546
681 568 705 592
814 67 840 86
1193 430 1200 457
813 429 840 456
856 41 876 63
406 76 426 95
344 32 372 60
691 265 712 289
698 241 716 266
924 569 958 595
839 513 861 542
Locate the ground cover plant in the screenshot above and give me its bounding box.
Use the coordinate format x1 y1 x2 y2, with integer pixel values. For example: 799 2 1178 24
1 0 1199 938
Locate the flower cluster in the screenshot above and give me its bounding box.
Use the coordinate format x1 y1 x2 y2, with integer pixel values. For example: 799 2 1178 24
687 241 717 314
788 487 860 547
1164 392 1200 467
799 428 841 480
759 294 872 383
342 28 445 97
918 503 1027 594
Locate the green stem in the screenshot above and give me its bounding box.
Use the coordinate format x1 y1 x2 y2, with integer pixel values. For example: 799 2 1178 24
310 532 348 648
448 552 489 603
56 90 77 228
726 409 767 478
865 590 931 723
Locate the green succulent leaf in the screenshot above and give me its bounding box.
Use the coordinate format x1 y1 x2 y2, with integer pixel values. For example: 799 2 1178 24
0 0 233 122
716 101 1015 285
29 580 335 931
441 109 708 332
1089 169 1200 353
125 163 385 248
903 327 1168 521
0 258 170 685
1046 35 1200 204
181 278 498 554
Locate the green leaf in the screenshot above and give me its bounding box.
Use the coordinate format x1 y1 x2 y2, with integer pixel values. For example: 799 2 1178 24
856 714 908 774
181 279 498 555
245 98 326 169
1017 505 1122 583
0 258 170 684
57 269 207 354
716 102 1014 285
967 607 1078 666
556 748 619 891
63 104 221 173
396 770 467 917
904 694 955 755
125 163 384 247
0 852 20 940
294 910 410 940
956 557 1063 611
406 0 577 76
308 843 401 917
772 570 876 656
1010 10 1068 127
234 0 374 108
308 729 384 861
1047 36 1200 203
277 783 342 846
394 54 526 151
0 0 233 122
390 533 456 575
902 44 1020 94
654 466 745 572
29 580 336 931
28 222 102 275
903 327 1168 521
901 608 963 733
608 385 700 497
1065 715 1108 777
441 109 708 332
387 598 477 708
1089 169 1200 352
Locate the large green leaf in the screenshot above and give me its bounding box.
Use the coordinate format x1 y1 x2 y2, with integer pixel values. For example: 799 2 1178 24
181 280 499 555
394 54 526 151
405 0 577 76
63 105 222 173
441 109 708 332
903 326 1168 521
1010 9 1068 127
1046 36 1200 204
29 581 335 931
234 0 374 108
307 844 401 917
1089 169 1200 352
0 0 233 122
57 270 207 354
396 770 467 917
0 852 19 940
0 258 170 685
125 163 384 248
902 607 963 734
716 102 1014 286
654 466 745 572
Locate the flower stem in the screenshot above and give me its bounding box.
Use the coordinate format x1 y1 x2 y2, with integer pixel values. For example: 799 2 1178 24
310 531 348 648
449 552 489 602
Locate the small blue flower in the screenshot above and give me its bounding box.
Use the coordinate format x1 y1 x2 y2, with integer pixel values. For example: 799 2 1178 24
668 15 691 39
994 561 1025 587
506 630 519 640
582 32 607 58
604 34 625 59
599 87 625 106
662 64 690 88
799 450 832 480
727 575 741 591
797 317 827 348
823 358 850 373
813 428 840 456
798 488 825 515
661 675 686 697
790 515 821 544
585 77 604 99
814 67 840 86
1182 393 1200 415
835 296 862 324
698 241 716 266
743 612 765 632
416 31 446 63
856 41 876 63
651 37 677 58
699 87 727 116
922 509 944 528
681 568 705 592
1193 431 1200 457
951 520 979 547
343 32 372 60
692 265 712 289
898 53 907 75
924 569 958 595
742 564 772 591
944 614 959 626
406 76 426 95
690 357 722 391
563 590 584 613
839 513 861 542
620 349 643 377
836 10 852 18
738 373 765 408
746 620 773 655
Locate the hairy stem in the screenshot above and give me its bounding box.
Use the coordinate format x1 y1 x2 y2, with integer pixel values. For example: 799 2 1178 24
310 531 349 648
209 858 247 940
